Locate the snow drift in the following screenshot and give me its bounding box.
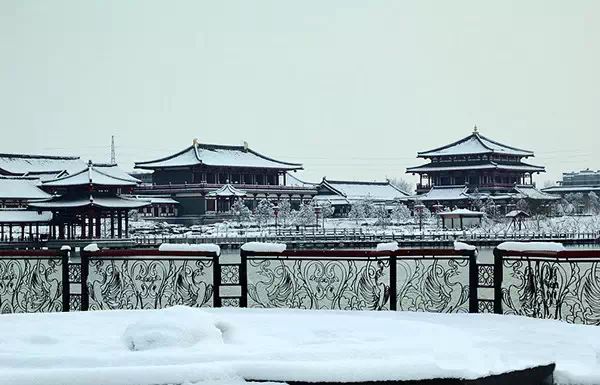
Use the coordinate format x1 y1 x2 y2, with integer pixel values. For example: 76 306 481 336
0 307 599 385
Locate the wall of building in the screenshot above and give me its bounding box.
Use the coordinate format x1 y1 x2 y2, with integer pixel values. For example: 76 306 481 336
153 169 194 185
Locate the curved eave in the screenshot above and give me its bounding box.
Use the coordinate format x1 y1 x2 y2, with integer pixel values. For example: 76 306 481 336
417 132 534 158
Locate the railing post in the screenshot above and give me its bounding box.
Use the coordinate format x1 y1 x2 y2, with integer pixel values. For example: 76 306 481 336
468 249 478 313
61 249 70 312
239 249 248 308
492 247 504 314
80 251 90 311
389 254 397 311
213 253 221 308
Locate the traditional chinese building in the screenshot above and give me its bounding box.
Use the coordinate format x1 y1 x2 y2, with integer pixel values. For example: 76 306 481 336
314 178 409 216
407 127 545 194
134 140 317 218
0 153 86 180
0 176 54 242
406 128 557 211
543 169 600 196
29 162 148 239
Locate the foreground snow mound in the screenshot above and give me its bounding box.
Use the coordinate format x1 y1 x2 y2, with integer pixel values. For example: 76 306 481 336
1 307 600 385
123 308 223 351
241 242 286 253
497 241 565 252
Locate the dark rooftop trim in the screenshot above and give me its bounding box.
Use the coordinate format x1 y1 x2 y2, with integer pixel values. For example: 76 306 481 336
0 153 80 160
135 142 303 170
417 132 534 158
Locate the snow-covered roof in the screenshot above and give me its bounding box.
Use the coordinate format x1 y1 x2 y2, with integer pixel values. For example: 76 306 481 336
0 153 86 176
208 184 247 197
284 172 316 187
312 195 350 205
319 179 409 202
0 176 52 200
514 186 560 201
407 161 545 173
415 185 470 201
417 130 534 158
543 185 600 193
127 195 179 205
43 162 140 187
439 208 484 217
135 142 303 171
29 195 149 209
0 210 53 223
506 210 530 218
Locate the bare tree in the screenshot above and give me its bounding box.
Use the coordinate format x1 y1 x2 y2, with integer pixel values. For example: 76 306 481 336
387 177 414 195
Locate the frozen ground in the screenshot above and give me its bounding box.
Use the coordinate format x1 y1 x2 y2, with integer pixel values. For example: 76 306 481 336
0 307 599 385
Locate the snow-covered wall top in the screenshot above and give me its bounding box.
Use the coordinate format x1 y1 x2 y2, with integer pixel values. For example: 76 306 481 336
454 241 477 252
497 241 565 253
159 243 221 255
376 241 399 252
241 242 287 253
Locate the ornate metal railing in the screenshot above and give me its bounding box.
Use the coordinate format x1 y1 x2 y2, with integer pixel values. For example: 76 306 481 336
240 248 478 313
493 248 600 325
80 248 220 311
0 249 70 313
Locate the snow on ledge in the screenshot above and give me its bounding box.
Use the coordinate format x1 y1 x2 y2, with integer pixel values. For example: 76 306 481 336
159 243 221 256
497 241 565 253
376 241 399 252
83 243 99 252
241 242 286 253
60 245 72 251
454 241 476 252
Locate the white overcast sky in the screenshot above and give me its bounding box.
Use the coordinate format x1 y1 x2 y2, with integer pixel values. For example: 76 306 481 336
1 1 598 186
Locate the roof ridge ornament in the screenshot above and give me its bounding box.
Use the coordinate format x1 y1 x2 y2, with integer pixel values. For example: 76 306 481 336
243 141 249 151
473 124 478 134
192 138 199 146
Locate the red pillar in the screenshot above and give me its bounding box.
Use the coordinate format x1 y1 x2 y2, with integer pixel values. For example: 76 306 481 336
124 211 129 238
117 210 122 238
88 213 94 239
81 216 86 239
95 214 101 238
110 211 115 238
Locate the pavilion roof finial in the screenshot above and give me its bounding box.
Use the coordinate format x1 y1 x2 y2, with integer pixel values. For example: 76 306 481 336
473 124 478 134
243 141 249 151
192 138 199 146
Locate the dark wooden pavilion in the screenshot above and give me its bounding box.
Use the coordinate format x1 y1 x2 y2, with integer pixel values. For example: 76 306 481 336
29 161 149 239
134 140 316 216
407 127 545 194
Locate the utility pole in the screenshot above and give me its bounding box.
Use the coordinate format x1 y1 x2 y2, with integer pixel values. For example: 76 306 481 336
110 135 116 164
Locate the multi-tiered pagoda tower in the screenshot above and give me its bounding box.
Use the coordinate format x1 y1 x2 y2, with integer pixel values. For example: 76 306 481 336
408 128 545 194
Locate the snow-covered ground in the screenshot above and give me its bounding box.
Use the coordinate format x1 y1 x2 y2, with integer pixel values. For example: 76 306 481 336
1 307 599 385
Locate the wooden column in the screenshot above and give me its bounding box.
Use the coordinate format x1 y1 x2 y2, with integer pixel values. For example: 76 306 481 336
9 224 13 241
0 223 3 241
81 216 87 239
110 211 115 238
88 214 94 239
124 211 129 238
117 210 122 238
95 213 101 238
35 223 39 240
58 224 65 239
